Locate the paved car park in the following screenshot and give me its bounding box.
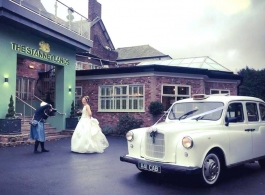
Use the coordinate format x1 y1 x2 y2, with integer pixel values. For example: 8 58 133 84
1 136 265 195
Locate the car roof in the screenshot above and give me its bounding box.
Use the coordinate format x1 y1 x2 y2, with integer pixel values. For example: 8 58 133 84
176 95 265 104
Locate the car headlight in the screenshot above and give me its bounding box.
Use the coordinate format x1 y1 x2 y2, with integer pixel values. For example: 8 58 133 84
126 131 134 142
182 136 193 149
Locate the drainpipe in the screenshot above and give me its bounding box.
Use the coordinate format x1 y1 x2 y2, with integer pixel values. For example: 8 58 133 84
237 76 243 96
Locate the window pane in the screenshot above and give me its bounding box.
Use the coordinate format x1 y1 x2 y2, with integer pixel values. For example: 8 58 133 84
115 87 120 95
162 96 175 111
246 102 259 121
133 87 137 95
139 86 143 95
259 103 265 121
101 87 105 96
115 99 120 109
163 86 175 95
106 87 112 96
221 90 229 94
177 96 189 101
211 90 219 94
122 99 126 109
178 87 189 95
139 99 143 110
227 103 244 122
122 86 127 95
133 99 138 109
129 99 132 109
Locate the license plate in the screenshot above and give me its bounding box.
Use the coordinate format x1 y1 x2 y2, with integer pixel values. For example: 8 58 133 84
138 162 161 173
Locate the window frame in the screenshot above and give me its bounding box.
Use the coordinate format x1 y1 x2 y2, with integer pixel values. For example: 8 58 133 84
161 84 191 111
259 103 265 121
98 84 145 112
210 89 230 95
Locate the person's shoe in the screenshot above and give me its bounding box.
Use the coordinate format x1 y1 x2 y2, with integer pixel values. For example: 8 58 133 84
41 149 49 152
34 150 41 154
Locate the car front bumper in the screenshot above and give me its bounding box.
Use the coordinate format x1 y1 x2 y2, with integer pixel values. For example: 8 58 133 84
120 155 201 174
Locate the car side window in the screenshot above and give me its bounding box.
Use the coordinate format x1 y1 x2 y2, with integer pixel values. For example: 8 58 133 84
259 103 265 121
246 102 259 122
226 102 244 122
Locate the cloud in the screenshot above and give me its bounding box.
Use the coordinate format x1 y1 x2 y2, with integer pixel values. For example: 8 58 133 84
66 0 265 72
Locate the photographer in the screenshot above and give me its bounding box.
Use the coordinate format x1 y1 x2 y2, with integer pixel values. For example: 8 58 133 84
29 102 57 154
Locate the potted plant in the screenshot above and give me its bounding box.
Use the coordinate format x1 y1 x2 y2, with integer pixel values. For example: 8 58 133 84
0 95 22 134
148 101 164 124
65 100 79 129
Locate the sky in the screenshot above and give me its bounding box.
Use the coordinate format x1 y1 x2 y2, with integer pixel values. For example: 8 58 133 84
58 0 265 73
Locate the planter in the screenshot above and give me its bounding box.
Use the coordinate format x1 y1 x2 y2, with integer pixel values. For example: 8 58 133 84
65 118 79 129
0 119 22 135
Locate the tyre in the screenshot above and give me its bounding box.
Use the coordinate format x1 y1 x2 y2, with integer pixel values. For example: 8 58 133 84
200 153 221 186
258 159 265 168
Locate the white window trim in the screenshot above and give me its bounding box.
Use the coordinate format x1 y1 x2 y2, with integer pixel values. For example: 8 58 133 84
210 89 230 95
75 86 83 98
98 84 145 112
161 84 191 98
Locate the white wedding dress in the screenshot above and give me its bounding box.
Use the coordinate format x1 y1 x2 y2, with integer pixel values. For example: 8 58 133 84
71 106 109 153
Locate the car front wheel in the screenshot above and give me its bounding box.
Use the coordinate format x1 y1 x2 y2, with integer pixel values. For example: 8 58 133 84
201 153 221 186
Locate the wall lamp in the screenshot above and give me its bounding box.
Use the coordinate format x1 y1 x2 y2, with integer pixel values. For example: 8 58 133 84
69 87 72 92
4 78 8 83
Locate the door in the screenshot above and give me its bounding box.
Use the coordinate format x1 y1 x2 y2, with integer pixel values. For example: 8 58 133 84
225 102 253 165
248 102 265 158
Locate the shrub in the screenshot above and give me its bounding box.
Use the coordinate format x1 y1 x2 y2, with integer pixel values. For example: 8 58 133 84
148 101 164 115
116 113 143 135
69 100 76 118
6 95 16 119
102 124 116 135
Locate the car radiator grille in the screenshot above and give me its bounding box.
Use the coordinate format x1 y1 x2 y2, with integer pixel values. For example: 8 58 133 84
145 132 165 159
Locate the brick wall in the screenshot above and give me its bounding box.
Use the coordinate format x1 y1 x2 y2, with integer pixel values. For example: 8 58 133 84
17 57 45 79
205 82 237 95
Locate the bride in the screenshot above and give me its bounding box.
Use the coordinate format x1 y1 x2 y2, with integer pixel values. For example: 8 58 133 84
71 96 109 153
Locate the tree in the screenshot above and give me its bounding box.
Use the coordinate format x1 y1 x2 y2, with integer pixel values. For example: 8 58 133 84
6 95 16 119
70 100 76 118
238 67 265 101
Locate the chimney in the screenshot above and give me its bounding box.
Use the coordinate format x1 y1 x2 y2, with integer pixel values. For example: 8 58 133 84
88 0 101 21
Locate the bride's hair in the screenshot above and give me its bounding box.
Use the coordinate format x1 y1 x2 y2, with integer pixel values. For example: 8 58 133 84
83 95 90 103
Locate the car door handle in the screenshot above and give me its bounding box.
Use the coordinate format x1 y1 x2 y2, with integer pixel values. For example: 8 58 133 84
245 129 255 132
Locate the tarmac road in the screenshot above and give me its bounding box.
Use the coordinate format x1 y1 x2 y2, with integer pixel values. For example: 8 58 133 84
1 136 265 195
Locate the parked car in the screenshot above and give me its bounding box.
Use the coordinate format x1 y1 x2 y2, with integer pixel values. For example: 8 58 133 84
120 94 265 186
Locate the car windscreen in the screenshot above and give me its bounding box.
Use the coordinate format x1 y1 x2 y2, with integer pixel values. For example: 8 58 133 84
168 102 224 121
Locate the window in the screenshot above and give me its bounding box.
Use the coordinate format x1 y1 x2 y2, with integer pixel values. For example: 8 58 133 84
162 85 190 110
259 103 265 121
246 102 259 122
226 102 244 122
75 86 82 109
76 61 101 70
16 77 35 100
99 85 144 112
210 89 230 95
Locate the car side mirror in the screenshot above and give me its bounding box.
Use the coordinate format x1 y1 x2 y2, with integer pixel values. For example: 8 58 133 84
225 117 229 126
225 116 238 126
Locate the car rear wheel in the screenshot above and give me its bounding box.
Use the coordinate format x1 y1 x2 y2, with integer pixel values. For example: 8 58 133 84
200 153 221 186
258 159 265 168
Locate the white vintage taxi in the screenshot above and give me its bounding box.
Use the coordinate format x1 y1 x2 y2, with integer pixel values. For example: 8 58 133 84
120 94 265 185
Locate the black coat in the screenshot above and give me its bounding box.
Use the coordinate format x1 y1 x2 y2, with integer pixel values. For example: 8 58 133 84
33 104 52 121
